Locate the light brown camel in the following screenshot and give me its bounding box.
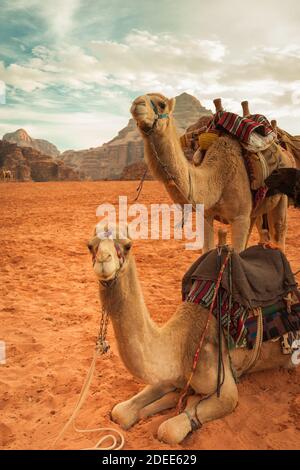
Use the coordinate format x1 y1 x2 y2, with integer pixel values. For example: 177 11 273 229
0 169 12 180
88 225 298 445
130 93 292 252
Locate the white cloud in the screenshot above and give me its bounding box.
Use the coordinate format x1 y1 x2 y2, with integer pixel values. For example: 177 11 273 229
1 24 300 147
0 106 129 150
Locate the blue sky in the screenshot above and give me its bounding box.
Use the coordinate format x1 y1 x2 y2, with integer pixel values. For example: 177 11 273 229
0 0 300 150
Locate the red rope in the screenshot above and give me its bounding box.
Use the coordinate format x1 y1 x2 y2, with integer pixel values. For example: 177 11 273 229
176 251 231 414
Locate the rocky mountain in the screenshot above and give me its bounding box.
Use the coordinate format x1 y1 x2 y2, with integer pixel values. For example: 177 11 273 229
3 129 60 158
60 92 212 180
0 140 80 181
120 161 153 181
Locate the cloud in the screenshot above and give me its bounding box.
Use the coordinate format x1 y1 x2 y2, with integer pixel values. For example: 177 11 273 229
2 0 81 40
0 105 129 151
1 0 300 149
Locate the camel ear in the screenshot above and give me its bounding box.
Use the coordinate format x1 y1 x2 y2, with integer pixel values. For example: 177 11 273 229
168 97 176 114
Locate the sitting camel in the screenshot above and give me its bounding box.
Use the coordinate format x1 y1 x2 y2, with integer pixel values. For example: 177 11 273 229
88 225 299 445
266 168 300 208
130 93 293 252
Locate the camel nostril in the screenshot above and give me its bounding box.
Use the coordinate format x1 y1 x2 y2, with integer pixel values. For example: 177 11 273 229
97 253 112 263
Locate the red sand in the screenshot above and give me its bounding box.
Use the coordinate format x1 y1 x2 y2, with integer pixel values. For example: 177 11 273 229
0 181 299 450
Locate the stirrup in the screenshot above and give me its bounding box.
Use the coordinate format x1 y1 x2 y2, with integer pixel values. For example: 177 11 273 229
184 410 202 431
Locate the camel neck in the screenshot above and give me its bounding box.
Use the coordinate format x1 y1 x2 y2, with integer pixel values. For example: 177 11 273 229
99 255 159 380
145 122 190 195
143 120 216 207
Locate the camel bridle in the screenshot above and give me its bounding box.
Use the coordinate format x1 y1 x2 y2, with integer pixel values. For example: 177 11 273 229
138 98 170 136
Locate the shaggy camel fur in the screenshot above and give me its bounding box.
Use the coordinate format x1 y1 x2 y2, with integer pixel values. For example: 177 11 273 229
88 226 298 445
266 168 300 208
131 93 292 252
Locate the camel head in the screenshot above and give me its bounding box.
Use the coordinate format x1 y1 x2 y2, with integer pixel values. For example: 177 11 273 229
130 93 176 135
87 223 132 283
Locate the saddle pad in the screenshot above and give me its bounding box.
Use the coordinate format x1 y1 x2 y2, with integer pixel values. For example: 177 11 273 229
182 245 297 309
245 304 300 348
245 142 284 190
210 111 274 143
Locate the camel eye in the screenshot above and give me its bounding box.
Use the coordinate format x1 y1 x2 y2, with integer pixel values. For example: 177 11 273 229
159 101 166 109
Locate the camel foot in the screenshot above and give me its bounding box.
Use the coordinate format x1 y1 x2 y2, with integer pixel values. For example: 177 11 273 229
157 413 192 445
111 401 139 430
157 394 202 444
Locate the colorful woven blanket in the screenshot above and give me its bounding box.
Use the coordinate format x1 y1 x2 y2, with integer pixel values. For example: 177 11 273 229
210 111 274 144
185 279 249 348
182 245 299 350
245 303 300 348
184 278 300 350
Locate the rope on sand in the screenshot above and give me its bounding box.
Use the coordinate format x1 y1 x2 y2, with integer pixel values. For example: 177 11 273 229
52 349 125 450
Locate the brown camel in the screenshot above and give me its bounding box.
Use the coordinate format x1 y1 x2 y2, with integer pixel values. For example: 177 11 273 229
87 225 298 445
130 93 292 252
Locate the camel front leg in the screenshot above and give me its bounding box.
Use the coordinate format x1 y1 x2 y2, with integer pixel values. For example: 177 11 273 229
111 383 175 430
267 195 288 251
157 394 202 444
231 215 250 253
139 390 181 420
157 370 238 445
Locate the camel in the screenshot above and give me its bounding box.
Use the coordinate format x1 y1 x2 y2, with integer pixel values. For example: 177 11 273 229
130 93 292 252
0 169 12 180
87 225 298 445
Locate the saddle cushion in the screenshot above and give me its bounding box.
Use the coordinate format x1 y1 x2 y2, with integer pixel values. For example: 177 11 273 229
244 143 295 190
182 245 299 349
182 245 297 309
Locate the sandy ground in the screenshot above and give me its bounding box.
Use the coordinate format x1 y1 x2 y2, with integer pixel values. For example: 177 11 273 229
0 181 299 450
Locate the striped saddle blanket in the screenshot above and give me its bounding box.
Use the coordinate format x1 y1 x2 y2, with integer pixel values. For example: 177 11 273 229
182 245 300 351
184 278 300 351
210 111 274 144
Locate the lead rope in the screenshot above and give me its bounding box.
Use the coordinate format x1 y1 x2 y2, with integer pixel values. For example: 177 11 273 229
52 291 125 450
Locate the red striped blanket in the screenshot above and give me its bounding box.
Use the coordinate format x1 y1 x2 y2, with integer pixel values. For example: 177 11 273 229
210 111 274 143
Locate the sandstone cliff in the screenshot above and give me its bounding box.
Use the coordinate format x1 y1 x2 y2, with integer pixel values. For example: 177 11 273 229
120 161 153 180
0 140 80 181
3 129 60 158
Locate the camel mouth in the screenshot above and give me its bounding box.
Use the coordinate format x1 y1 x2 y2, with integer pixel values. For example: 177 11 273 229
137 120 155 133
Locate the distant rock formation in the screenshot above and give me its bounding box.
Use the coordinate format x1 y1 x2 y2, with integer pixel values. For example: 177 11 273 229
120 161 153 180
60 92 212 180
0 140 80 181
3 129 60 158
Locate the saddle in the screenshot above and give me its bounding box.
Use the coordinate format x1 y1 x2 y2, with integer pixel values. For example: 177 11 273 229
180 112 296 194
182 244 300 352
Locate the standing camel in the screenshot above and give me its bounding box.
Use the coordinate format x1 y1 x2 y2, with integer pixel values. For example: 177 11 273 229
88 225 298 445
130 93 290 252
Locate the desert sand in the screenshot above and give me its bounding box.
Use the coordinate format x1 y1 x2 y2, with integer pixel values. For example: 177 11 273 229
0 181 299 450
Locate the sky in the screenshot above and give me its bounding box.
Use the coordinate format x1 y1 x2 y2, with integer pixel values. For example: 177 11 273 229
0 0 299 151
